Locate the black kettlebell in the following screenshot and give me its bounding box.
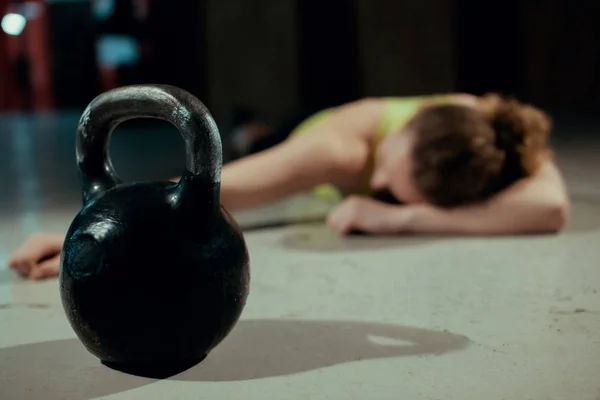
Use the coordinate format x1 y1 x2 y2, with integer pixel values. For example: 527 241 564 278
59 84 250 378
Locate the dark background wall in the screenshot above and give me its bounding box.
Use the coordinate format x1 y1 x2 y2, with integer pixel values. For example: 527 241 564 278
454 0 526 98
205 0 298 124
523 1 600 112
1 0 599 122
356 0 456 97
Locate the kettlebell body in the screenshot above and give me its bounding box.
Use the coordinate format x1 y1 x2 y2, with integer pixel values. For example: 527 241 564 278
60 85 250 376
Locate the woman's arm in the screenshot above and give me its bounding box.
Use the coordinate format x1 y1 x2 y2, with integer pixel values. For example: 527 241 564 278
401 159 569 235
217 132 363 210
173 99 380 211
327 159 569 236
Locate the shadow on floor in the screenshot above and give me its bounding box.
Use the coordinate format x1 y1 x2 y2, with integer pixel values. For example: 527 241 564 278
174 319 470 382
0 319 470 399
278 224 443 252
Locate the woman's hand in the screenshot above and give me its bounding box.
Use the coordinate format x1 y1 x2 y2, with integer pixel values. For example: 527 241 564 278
326 196 412 235
8 233 64 280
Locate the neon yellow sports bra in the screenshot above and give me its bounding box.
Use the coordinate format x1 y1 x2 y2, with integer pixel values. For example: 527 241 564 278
290 94 454 200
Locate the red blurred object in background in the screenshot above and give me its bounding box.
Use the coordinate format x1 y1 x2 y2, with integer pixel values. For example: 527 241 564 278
1 0 53 111
0 0 18 110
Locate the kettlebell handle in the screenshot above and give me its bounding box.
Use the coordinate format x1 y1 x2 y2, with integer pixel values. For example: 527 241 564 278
76 84 223 205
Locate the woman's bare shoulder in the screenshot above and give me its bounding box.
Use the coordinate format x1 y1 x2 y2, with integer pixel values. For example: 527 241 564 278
327 98 387 138
447 93 479 107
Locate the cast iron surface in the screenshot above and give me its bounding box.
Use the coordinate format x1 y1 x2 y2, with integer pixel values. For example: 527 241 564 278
59 84 250 378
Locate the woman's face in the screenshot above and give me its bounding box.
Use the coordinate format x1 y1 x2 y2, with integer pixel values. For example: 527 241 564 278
370 129 425 204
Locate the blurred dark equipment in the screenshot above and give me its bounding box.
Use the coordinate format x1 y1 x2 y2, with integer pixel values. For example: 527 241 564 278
93 0 147 91
50 0 100 108
1 0 53 110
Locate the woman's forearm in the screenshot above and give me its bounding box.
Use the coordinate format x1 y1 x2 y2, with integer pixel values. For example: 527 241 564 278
403 159 569 235
197 132 367 212
406 172 568 235
403 201 567 235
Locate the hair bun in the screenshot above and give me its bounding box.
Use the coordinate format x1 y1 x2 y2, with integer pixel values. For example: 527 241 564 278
478 93 552 193
479 93 547 157
492 119 519 154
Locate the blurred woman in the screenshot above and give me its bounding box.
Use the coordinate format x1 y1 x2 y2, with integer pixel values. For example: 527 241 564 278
8 92 569 280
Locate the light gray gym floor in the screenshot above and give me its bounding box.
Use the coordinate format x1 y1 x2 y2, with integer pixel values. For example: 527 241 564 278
0 112 599 399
